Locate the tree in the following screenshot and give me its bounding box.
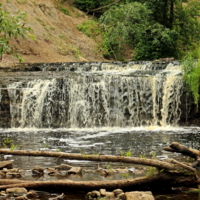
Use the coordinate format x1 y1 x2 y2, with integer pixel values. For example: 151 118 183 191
99 2 151 59
0 3 32 61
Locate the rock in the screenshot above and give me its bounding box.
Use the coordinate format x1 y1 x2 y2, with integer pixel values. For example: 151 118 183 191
99 189 107 196
0 171 6 177
26 191 38 198
0 191 7 196
0 161 13 169
51 193 65 200
2 168 19 173
105 192 115 197
55 164 72 170
32 167 44 176
118 192 126 200
46 168 58 176
90 190 101 198
6 172 22 178
113 189 123 197
125 191 155 200
6 188 28 197
67 167 82 174
15 196 28 200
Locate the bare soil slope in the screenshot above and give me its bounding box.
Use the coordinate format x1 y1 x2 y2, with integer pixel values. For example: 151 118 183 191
1 0 106 67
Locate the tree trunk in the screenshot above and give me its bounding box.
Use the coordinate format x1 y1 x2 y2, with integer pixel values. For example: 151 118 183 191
0 172 197 191
163 142 200 159
0 149 194 171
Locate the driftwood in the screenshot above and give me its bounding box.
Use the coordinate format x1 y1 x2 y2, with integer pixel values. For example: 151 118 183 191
163 142 200 159
0 142 198 191
0 149 195 171
0 172 197 191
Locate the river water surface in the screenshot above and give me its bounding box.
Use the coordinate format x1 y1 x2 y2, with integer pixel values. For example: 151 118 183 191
0 126 200 199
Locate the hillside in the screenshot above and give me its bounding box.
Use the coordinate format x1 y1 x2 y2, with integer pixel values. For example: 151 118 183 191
1 0 107 67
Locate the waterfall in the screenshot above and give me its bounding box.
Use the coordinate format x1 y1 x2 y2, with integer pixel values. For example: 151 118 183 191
0 61 183 128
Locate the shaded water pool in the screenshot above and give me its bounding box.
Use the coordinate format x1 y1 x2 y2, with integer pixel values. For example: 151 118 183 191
0 126 200 199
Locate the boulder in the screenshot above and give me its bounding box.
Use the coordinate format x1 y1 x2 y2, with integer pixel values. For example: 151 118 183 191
125 191 155 200
67 167 82 174
105 192 115 197
26 191 38 198
0 161 13 169
118 193 126 200
55 164 73 170
15 196 28 200
31 167 44 176
99 189 107 196
113 189 123 197
6 187 28 197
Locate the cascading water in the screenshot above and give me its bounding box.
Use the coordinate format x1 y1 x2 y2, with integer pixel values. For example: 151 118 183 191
0 61 183 128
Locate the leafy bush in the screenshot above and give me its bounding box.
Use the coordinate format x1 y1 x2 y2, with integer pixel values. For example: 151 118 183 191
99 2 151 60
135 23 178 60
73 0 114 12
0 3 32 60
182 47 200 109
76 20 100 39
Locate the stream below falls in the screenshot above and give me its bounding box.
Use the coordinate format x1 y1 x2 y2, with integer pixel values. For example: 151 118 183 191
0 126 200 200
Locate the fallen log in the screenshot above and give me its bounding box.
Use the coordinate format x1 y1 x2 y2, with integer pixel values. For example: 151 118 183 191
0 149 194 171
163 142 200 159
0 172 197 191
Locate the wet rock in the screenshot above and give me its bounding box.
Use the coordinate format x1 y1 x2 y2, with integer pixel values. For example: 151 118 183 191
105 192 115 197
6 187 28 197
46 168 58 176
32 167 44 176
50 193 65 200
26 191 38 198
118 192 126 200
125 191 155 200
0 161 13 169
91 191 101 198
55 164 72 170
67 167 82 174
15 196 28 200
0 191 7 196
99 189 106 196
2 168 19 173
6 172 22 178
0 172 6 177
113 189 123 197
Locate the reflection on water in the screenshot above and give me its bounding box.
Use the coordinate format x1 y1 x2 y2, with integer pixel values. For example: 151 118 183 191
0 126 200 200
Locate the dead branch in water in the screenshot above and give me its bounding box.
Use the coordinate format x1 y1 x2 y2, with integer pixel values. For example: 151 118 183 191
0 142 198 191
0 149 195 171
163 142 200 159
0 172 197 191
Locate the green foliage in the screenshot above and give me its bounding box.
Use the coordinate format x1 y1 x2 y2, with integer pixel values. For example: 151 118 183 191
73 0 114 12
3 137 13 147
134 23 178 60
99 2 151 60
57 5 71 16
175 0 200 55
10 143 19 151
146 166 157 176
124 150 132 157
181 47 200 109
105 163 112 170
139 154 146 159
0 3 32 60
77 20 100 39
121 173 130 179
